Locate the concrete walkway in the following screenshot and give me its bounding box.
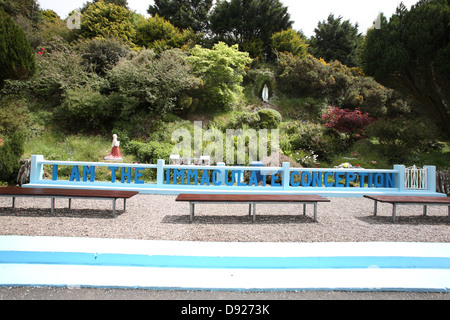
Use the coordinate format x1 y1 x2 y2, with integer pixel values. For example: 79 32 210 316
0 236 449 292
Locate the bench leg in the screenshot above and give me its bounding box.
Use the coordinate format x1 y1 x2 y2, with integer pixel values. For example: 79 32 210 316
392 204 397 223
51 198 55 216
423 205 427 216
252 202 256 222
448 206 449 223
12 197 17 216
123 198 127 211
313 203 317 222
190 202 194 223
68 198 72 209
303 203 306 216
249 203 251 216
373 200 378 216
112 199 116 218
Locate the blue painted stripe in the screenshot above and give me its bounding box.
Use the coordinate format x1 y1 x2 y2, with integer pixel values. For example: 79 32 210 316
1 251 450 269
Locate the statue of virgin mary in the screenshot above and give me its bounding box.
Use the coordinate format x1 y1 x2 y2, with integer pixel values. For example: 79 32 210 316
262 84 269 102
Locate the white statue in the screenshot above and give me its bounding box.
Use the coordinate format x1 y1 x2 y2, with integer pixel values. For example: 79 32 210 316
104 134 122 161
262 84 269 102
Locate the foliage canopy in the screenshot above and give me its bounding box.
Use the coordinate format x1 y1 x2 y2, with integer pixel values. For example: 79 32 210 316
361 0 450 138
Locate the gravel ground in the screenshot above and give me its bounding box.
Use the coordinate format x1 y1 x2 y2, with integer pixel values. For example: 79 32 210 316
0 194 448 242
1 194 449 300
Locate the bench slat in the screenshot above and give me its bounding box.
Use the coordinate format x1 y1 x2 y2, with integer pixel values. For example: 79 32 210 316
364 195 450 204
0 187 138 199
364 195 450 223
0 187 139 218
176 194 330 203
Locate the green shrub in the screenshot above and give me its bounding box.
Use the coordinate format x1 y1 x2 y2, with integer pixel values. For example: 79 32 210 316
257 109 281 129
281 121 344 162
0 9 36 86
0 131 25 184
77 37 130 76
0 95 31 136
125 140 174 164
54 86 112 133
81 1 135 43
276 53 408 118
271 29 308 57
367 117 436 164
108 48 199 115
186 42 252 112
25 37 106 106
226 111 261 130
134 14 196 52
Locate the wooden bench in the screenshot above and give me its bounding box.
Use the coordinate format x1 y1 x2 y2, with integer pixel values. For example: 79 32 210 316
364 195 450 223
175 194 330 223
0 187 139 218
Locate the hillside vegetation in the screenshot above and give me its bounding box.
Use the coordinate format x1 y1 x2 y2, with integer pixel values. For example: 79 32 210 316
1 0 449 184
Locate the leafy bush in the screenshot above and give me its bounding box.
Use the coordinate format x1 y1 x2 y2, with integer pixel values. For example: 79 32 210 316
367 117 435 164
321 107 374 142
220 108 281 130
281 121 345 162
125 140 174 164
271 29 308 57
257 109 282 129
134 14 196 52
276 53 335 98
77 37 130 76
54 86 112 133
81 1 135 43
0 131 25 183
186 42 252 111
25 37 106 106
108 48 199 115
276 53 409 118
0 95 31 136
226 111 261 129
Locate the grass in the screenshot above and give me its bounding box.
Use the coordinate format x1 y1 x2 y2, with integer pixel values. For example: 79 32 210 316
24 130 137 181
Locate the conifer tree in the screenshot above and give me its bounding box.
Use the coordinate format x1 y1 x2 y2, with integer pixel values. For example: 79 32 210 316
0 9 36 88
361 0 450 138
310 14 362 67
148 0 213 32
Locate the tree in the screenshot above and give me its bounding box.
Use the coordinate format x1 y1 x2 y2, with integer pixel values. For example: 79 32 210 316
81 1 135 43
310 14 363 67
186 42 252 111
148 0 213 33
271 29 308 57
135 14 195 51
81 0 128 12
209 0 292 59
0 0 41 24
360 0 450 138
0 9 36 87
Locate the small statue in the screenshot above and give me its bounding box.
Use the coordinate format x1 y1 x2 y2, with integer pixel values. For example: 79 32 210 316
104 134 122 161
262 84 269 102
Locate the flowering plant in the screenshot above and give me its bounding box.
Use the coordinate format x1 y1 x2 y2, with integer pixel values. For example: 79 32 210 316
321 107 374 139
37 48 45 55
0 139 3 147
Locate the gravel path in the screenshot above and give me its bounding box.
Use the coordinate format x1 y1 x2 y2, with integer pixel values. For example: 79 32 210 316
0 195 448 242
